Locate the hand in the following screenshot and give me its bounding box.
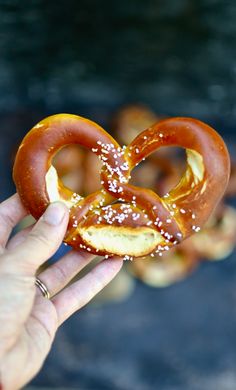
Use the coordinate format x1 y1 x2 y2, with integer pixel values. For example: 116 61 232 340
0 194 123 390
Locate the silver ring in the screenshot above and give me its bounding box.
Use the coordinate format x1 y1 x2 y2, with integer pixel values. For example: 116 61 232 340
35 278 50 299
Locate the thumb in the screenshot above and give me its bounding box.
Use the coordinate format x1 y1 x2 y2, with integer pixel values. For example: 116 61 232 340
5 202 69 275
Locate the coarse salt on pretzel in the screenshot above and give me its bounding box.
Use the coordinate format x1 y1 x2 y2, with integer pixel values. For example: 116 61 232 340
13 114 230 259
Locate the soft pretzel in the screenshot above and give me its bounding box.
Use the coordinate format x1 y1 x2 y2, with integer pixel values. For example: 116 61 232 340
128 239 198 287
13 114 230 259
112 104 159 145
191 205 236 261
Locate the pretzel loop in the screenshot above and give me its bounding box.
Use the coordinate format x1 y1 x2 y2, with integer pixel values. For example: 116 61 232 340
13 114 230 259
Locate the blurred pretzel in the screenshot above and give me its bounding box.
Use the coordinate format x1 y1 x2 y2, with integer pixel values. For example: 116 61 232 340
191 205 236 261
128 239 198 287
112 104 160 145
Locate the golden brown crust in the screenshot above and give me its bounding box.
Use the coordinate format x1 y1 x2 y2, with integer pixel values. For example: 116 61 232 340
13 114 230 258
124 118 230 238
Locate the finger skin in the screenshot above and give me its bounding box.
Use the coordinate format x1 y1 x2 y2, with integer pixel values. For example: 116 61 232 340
53 257 123 325
36 250 96 298
2 202 69 276
0 193 28 249
6 225 34 250
0 294 58 390
0 271 35 360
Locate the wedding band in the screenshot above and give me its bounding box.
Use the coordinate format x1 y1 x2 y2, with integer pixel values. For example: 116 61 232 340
35 278 50 299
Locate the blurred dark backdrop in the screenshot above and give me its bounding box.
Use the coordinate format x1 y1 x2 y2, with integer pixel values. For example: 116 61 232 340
0 1 236 390
1 0 236 124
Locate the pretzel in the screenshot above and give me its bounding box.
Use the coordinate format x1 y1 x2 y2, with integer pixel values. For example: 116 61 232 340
112 104 159 145
191 205 236 261
128 239 198 287
13 114 230 259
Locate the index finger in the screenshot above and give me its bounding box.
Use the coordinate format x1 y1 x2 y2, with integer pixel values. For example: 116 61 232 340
52 257 123 325
0 193 28 249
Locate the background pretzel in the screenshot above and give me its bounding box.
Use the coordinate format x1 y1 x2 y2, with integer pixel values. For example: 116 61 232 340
13 114 230 259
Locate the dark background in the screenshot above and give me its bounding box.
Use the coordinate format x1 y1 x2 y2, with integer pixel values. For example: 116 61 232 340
0 1 236 389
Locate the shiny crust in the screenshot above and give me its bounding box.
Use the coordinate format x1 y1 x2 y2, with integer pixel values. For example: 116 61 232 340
13 114 230 258
119 117 231 239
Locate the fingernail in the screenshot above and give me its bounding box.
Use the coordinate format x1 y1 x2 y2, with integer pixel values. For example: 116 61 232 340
43 202 66 226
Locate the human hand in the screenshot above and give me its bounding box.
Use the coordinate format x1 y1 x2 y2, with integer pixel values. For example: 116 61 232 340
0 194 123 390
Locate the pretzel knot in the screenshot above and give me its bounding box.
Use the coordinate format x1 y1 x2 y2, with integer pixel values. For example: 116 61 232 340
13 114 230 259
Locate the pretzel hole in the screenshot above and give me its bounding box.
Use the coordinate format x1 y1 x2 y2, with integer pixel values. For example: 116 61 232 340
52 145 84 193
129 147 204 197
129 147 185 196
51 144 103 196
